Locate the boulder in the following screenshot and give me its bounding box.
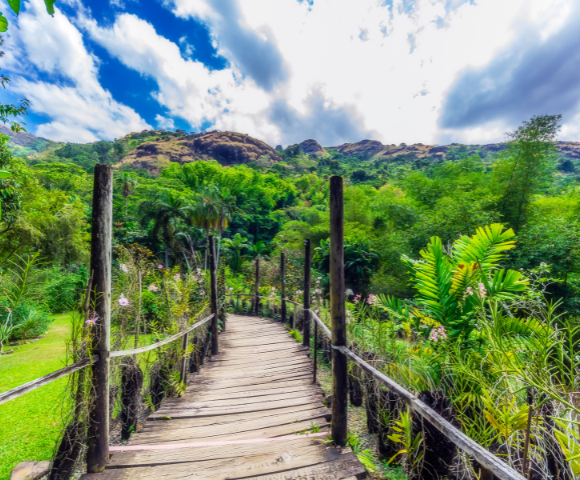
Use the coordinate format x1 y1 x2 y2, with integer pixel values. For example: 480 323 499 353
10 461 52 480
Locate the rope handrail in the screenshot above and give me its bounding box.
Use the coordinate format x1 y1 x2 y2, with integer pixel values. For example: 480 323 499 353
306 309 331 339
0 355 99 406
304 308 524 480
110 313 214 358
0 313 214 405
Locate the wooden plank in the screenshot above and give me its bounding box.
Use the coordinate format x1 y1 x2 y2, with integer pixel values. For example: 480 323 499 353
106 438 327 468
82 442 361 478
144 404 330 430
154 389 323 411
182 377 317 396
148 394 324 420
128 417 329 445
177 383 323 403
195 363 312 379
186 372 315 391
205 355 309 369
142 406 330 434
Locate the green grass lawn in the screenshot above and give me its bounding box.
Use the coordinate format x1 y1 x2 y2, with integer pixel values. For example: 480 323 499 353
0 312 73 480
0 315 161 480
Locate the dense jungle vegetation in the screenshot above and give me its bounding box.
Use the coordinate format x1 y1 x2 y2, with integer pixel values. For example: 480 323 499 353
2 113 580 479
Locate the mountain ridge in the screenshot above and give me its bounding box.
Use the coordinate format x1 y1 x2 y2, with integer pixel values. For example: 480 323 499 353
4 127 580 174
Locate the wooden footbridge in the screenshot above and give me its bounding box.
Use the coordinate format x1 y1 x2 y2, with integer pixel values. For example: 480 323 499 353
1 171 526 480
81 315 365 480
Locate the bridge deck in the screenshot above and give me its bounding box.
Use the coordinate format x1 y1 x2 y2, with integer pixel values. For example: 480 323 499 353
82 315 366 480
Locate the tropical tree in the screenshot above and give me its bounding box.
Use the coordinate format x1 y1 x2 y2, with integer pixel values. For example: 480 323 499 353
247 239 269 259
116 172 138 217
493 114 561 232
190 184 239 265
222 233 250 273
139 192 192 268
314 238 378 295
174 223 205 270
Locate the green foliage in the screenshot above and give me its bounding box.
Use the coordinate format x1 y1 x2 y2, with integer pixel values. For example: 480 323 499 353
493 114 562 231
400 224 528 340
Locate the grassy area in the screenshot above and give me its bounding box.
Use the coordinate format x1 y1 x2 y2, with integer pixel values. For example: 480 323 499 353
0 312 73 480
0 315 163 480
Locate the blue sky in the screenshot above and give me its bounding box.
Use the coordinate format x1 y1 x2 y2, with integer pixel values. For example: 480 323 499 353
2 0 580 146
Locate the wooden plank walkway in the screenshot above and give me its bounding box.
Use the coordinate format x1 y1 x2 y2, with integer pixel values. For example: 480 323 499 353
82 315 366 480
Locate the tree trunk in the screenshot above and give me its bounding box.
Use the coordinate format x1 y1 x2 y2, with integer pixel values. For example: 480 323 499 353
164 245 169 269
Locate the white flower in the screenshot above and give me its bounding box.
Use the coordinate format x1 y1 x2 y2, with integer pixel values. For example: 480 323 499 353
118 294 130 306
148 284 158 292
120 264 128 273
200 290 205 295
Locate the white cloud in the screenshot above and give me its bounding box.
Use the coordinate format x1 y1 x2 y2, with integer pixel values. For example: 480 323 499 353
2 0 149 142
163 0 576 145
5 0 578 145
155 114 175 130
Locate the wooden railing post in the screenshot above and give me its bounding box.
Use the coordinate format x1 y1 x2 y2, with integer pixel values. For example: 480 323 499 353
209 235 219 356
302 239 311 348
329 175 348 446
281 253 287 326
254 259 260 316
86 164 113 473
180 332 189 383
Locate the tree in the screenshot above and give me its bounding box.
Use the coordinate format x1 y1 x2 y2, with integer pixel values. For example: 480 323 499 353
174 223 204 271
247 239 268 259
222 233 250 273
190 184 239 266
139 193 192 268
116 172 138 217
493 114 562 232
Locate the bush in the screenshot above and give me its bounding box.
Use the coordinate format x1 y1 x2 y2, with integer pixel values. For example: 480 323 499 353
6 301 53 341
43 266 88 313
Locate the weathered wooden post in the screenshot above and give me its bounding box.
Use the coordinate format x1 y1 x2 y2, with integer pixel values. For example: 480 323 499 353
180 332 189 383
254 259 260 316
330 175 348 446
302 239 311 348
313 318 318 384
281 253 287 325
209 235 219 356
86 164 113 473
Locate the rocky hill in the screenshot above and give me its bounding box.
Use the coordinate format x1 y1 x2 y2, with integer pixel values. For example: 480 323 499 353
119 130 282 174
299 139 327 157
4 125 580 175
325 139 580 162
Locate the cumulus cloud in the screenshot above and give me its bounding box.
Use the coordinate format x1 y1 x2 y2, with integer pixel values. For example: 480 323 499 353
3 0 149 142
169 0 288 92
6 0 580 145
439 0 580 142
155 114 175 130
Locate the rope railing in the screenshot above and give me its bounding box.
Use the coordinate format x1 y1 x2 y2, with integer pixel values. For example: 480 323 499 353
0 355 99 406
304 309 525 480
0 313 215 405
110 314 214 357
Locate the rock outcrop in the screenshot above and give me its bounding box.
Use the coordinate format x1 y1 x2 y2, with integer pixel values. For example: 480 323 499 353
299 139 327 157
120 131 282 174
